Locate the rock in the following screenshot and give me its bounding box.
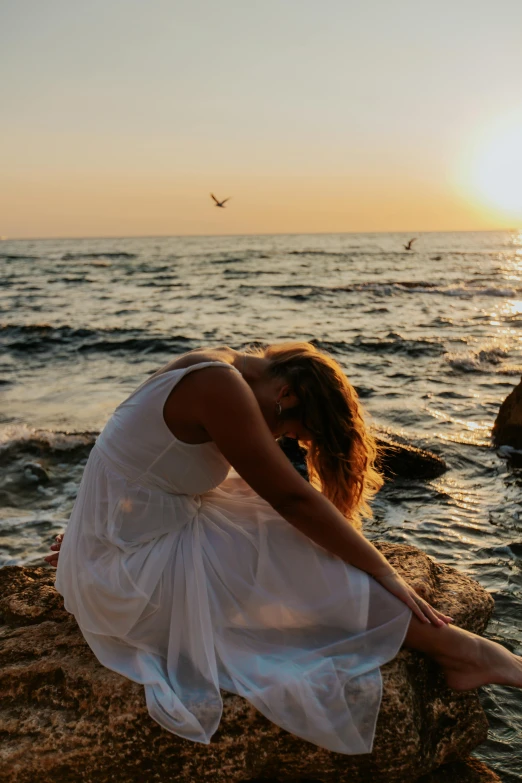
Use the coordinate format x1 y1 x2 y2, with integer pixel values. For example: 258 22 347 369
492 377 522 450
375 434 447 480
417 757 501 782
279 433 447 483
0 543 497 783
22 461 49 484
0 430 95 512
246 759 501 783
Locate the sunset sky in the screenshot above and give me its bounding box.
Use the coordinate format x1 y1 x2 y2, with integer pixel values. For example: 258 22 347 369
2 0 522 238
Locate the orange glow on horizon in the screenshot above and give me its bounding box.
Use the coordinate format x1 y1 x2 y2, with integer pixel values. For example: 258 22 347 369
2 168 518 239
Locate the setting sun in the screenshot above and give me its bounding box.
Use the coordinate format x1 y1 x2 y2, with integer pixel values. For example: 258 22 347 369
459 115 522 220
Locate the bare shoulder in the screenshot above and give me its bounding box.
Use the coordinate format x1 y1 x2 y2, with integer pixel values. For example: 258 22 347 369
166 356 251 408
162 350 251 444
152 346 237 377
161 348 313 509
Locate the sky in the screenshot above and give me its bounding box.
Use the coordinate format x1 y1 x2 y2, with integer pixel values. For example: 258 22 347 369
2 0 522 238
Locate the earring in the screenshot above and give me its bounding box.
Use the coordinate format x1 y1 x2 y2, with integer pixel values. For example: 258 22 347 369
276 401 282 416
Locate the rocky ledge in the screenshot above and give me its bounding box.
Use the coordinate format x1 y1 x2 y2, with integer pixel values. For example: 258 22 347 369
492 377 522 467
279 431 447 483
375 431 447 480
493 376 522 449
0 543 499 783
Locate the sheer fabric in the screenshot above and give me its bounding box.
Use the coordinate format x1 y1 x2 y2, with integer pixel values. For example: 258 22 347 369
56 361 411 754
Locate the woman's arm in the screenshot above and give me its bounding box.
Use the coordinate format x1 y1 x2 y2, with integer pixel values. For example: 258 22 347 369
183 368 452 626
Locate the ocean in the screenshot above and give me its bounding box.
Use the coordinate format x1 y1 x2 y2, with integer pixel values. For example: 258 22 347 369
1 231 521 780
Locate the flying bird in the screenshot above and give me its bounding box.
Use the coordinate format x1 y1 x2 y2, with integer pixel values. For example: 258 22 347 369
404 237 417 251
210 193 231 208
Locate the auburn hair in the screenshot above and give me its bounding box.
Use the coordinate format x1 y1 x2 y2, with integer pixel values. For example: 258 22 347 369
254 342 383 529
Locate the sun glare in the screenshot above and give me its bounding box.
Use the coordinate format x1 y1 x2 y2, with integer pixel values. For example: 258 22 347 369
459 115 522 220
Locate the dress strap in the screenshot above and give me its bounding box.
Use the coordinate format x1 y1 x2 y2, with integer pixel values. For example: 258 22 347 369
124 360 240 486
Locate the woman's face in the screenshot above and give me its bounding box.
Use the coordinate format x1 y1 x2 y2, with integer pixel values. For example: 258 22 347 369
255 377 312 442
272 410 313 443
281 421 313 443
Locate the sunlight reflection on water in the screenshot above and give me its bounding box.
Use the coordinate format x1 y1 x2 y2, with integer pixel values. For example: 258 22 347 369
0 230 521 780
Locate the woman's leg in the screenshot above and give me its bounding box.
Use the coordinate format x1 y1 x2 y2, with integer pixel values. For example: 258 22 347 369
404 615 522 690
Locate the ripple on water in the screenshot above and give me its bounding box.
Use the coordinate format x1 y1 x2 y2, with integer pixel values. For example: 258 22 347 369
1 231 521 778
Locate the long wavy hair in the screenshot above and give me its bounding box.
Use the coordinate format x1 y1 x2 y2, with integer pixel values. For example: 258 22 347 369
255 342 383 529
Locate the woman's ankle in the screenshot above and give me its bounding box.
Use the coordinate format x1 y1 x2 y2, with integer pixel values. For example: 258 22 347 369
434 631 483 670
404 618 481 667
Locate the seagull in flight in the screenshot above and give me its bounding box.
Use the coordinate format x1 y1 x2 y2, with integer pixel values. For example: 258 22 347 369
210 193 231 208
404 237 417 251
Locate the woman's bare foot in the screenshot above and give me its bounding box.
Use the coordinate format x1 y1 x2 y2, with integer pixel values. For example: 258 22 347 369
44 533 63 568
441 637 522 691
404 615 522 691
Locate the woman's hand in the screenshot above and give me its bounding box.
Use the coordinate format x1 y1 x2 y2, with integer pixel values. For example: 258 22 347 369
44 533 63 568
374 569 454 627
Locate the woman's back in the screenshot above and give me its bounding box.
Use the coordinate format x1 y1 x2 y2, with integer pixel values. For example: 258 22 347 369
96 360 238 495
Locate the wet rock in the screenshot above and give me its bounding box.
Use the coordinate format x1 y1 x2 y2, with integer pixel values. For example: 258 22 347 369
492 377 522 450
22 461 49 484
376 433 447 480
0 543 496 783
417 757 501 782
496 444 522 468
0 431 95 512
279 432 447 483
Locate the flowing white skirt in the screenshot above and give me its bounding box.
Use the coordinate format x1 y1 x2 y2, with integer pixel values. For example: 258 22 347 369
56 447 411 755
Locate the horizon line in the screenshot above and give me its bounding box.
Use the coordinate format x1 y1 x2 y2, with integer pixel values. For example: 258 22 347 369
2 227 521 242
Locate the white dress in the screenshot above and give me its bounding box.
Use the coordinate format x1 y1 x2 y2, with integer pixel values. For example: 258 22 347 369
55 361 411 755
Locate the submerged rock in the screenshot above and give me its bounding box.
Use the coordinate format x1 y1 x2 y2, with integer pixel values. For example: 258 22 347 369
0 543 496 783
492 377 522 450
375 433 447 480
21 461 50 484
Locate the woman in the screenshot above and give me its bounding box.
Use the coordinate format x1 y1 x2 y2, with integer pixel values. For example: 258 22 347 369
46 342 522 755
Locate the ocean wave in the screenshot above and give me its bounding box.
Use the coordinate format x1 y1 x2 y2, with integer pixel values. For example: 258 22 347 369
242 280 521 300
337 281 521 297
0 426 96 523
210 257 248 265
0 254 39 261
503 314 522 327
61 252 137 260
137 281 183 288
59 276 95 283
288 250 354 257
239 283 327 299
445 346 521 374
308 338 352 353
0 323 195 355
351 332 444 357
287 249 430 258
435 286 520 298
272 284 326 291
0 425 96 457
